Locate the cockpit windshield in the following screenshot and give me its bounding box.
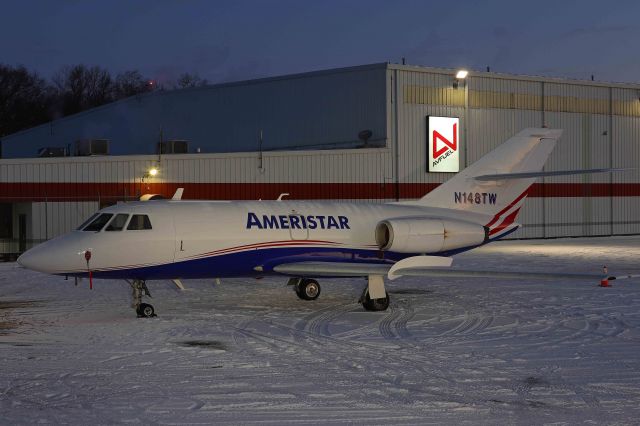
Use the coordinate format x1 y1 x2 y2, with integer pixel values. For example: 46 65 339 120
105 214 129 231
82 213 114 232
127 214 152 230
76 213 99 230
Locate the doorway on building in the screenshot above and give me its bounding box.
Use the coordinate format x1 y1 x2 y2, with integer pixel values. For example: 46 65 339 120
18 214 26 253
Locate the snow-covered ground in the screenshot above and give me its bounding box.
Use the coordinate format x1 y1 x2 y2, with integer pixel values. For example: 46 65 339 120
2 236 640 424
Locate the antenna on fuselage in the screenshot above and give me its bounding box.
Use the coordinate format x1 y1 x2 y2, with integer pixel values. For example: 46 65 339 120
277 193 289 201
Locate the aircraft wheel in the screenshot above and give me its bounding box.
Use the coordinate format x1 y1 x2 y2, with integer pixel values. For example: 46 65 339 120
361 289 390 311
137 303 156 318
297 279 321 301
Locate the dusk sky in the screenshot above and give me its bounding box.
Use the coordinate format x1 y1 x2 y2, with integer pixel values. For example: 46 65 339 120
2 0 640 85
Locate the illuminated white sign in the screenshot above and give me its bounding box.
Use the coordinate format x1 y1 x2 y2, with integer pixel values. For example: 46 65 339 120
428 116 460 172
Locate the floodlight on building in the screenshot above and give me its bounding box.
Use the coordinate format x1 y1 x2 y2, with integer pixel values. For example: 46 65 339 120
453 69 469 88
456 70 469 79
142 166 159 183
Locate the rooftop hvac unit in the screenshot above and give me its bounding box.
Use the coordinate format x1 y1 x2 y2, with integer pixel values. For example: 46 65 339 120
157 140 189 154
38 147 67 157
75 139 109 156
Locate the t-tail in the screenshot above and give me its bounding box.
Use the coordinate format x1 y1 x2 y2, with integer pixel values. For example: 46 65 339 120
413 128 564 237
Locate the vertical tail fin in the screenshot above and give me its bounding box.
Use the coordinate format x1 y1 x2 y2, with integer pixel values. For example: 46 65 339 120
415 128 563 232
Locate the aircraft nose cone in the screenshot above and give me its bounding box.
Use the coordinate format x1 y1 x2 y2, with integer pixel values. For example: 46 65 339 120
17 252 28 267
17 234 89 274
17 248 43 271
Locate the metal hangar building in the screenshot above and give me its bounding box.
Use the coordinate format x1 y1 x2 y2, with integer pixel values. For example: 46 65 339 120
1 63 639 256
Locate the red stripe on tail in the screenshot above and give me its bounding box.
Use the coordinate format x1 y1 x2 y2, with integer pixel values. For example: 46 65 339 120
489 207 522 236
485 189 529 228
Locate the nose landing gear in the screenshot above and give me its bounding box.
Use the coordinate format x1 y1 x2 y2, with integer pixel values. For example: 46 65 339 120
129 279 156 318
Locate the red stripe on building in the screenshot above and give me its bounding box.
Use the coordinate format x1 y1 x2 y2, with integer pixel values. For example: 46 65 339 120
1 182 640 202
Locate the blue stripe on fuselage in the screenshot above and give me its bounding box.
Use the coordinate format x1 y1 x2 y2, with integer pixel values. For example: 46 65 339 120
60 229 517 281
78 247 400 280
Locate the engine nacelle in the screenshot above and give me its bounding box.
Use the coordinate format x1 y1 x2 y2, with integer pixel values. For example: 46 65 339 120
375 217 488 253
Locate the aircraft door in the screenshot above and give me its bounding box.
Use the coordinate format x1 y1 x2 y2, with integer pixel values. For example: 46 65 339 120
288 211 309 241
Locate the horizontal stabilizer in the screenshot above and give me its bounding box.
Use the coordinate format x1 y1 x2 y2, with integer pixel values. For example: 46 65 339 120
475 168 633 181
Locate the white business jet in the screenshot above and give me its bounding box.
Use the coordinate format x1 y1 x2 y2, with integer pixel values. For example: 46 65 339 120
18 128 633 317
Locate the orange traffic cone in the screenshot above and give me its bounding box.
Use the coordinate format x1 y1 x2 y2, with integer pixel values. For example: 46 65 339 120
600 265 610 287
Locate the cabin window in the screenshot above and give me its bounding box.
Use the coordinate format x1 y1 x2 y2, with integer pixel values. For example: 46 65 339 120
76 213 99 230
82 213 114 232
105 214 129 231
127 214 152 230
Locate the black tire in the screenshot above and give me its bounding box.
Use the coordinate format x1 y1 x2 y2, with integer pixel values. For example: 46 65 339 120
137 303 156 318
298 279 321 301
362 289 390 311
294 285 304 299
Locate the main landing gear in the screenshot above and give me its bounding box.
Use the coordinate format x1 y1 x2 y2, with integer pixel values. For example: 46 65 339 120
129 279 156 318
290 278 321 300
359 275 390 311
288 275 390 311
359 287 390 311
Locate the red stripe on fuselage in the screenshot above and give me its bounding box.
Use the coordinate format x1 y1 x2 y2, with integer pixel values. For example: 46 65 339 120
184 240 342 260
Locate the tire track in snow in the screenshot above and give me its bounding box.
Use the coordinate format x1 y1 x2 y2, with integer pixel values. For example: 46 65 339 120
378 298 415 342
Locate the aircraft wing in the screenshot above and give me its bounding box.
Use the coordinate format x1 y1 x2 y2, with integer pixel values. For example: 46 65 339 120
272 262 390 277
271 255 453 279
271 255 631 282
388 269 606 281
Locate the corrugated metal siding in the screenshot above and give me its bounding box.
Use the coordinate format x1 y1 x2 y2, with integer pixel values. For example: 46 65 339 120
31 202 98 242
394 66 640 240
3 65 388 158
542 107 612 238
1 150 392 186
2 64 640 248
0 147 394 243
613 87 640 116
396 69 466 192
467 108 543 238
612 109 640 234
470 77 542 110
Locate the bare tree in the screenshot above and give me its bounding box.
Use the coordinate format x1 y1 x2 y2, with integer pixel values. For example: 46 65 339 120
114 70 153 99
0 64 52 136
52 65 114 115
175 72 208 89
0 63 212 137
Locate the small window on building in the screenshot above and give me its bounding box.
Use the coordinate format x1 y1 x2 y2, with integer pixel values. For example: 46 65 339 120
76 213 100 231
127 215 152 230
105 214 129 231
82 213 114 232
